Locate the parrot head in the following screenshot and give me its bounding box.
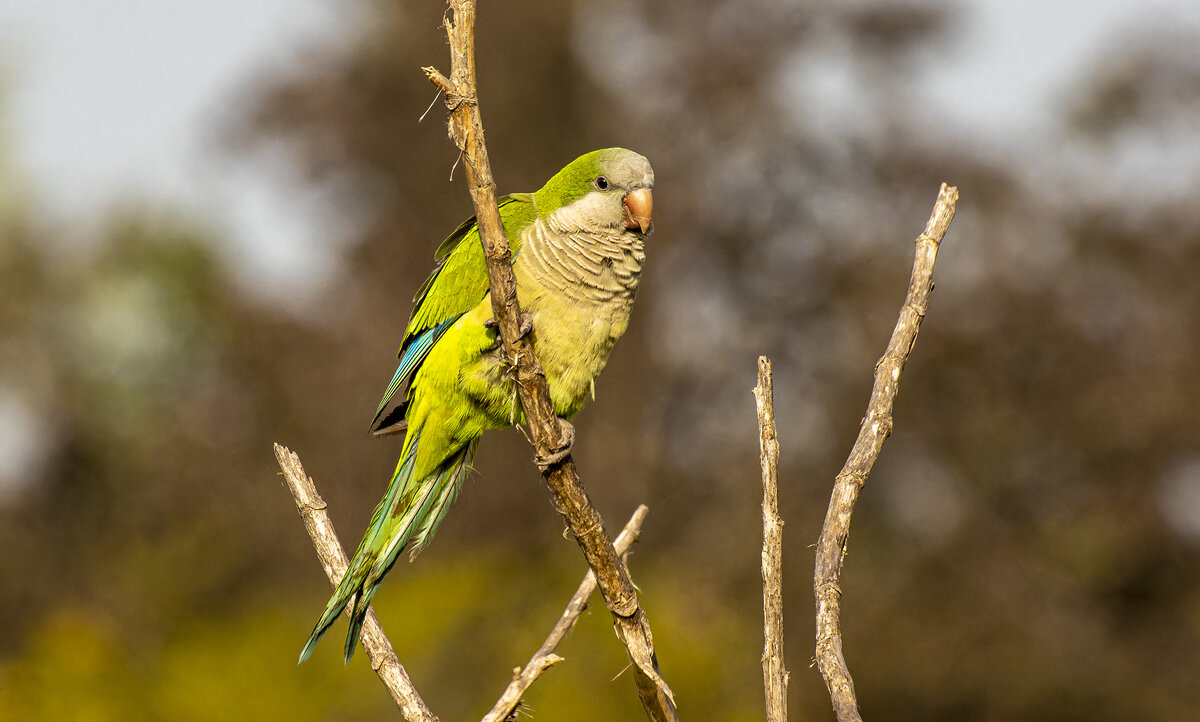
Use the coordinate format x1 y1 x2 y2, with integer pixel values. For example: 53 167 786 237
534 148 654 236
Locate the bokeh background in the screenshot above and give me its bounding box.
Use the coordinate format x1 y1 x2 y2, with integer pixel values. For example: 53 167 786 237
3 1 1200 719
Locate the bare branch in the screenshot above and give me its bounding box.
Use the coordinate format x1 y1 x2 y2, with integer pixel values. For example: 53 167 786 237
483 505 650 722
754 357 788 722
274 444 438 722
813 184 959 722
423 3 677 720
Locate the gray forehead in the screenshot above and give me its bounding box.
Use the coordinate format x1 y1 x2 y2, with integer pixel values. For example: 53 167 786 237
609 152 654 188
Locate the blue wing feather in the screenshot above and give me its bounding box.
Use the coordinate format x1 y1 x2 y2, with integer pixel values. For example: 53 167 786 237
371 318 457 425
369 194 535 429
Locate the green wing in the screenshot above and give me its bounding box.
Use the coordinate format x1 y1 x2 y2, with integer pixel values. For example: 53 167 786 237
371 193 536 427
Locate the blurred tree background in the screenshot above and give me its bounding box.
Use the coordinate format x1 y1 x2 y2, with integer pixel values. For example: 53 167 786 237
3 0 1200 719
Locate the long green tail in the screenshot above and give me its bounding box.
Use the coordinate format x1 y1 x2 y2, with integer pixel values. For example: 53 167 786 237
298 432 477 664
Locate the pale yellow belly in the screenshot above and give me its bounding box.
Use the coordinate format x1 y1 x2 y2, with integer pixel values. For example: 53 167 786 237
525 291 634 418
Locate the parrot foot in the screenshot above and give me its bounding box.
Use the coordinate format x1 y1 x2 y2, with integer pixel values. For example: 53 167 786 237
534 419 575 470
484 313 534 350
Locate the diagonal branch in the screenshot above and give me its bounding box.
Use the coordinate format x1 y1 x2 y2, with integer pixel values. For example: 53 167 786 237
482 505 650 722
754 357 788 722
813 183 959 722
422 3 677 720
274 443 438 722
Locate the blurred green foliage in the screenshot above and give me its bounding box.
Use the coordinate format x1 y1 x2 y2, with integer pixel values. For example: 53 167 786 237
3 1 1200 720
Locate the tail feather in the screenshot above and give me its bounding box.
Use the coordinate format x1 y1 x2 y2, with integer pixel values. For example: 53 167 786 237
296 440 423 664
297 432 477 664
296 590 355 664
409 438 476 557
342 591 372 664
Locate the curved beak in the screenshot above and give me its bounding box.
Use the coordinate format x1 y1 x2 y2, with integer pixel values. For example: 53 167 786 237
622 188 653 234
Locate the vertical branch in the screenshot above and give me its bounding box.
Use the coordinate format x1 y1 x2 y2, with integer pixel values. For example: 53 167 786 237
422 3 677 720
274 444 438 722
813 184 958 722
755 357 788 722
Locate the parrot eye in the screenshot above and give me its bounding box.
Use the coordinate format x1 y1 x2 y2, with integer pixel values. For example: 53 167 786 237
594 176 609 190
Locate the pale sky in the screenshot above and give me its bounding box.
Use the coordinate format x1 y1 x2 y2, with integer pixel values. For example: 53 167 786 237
0 0 348 297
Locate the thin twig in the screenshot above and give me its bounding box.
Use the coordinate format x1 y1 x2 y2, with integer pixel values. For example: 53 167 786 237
422 3 677 720
483 505 650 722
813 184 958 722
754 357 787 722
274 443 438 722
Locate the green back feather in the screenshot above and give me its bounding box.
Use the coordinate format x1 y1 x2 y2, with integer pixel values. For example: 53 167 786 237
404 193 535 348
371 194 536 420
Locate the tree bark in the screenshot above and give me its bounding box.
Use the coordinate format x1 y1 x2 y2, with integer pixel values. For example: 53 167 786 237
813 183 959 722
755 357 788 722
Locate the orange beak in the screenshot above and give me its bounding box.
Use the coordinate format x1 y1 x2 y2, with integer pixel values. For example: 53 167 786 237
622 188 653 234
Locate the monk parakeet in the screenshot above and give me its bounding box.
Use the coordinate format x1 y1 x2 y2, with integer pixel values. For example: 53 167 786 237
299 148 654 663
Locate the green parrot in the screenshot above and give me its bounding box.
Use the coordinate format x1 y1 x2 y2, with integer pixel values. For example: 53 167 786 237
299 147 654 664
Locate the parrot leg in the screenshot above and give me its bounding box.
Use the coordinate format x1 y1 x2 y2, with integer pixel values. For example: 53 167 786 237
483 313 534 351
534 418 575 470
